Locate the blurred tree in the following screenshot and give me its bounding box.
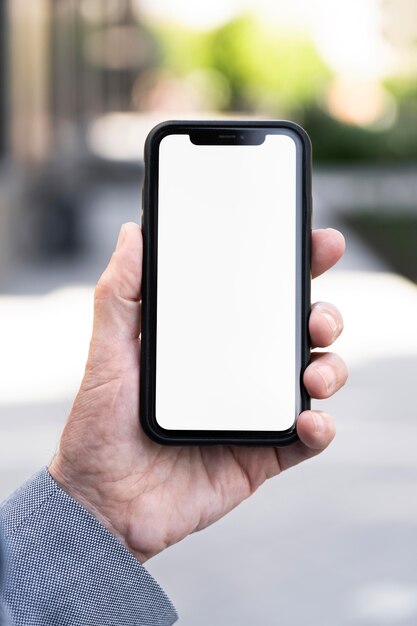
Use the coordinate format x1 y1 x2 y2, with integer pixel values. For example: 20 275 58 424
151 14 331 115
206 15 331 114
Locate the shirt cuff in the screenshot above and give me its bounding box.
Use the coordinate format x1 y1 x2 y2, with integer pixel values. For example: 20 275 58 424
0 467 178 626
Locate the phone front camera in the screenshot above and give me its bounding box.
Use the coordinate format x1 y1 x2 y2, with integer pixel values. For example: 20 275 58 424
239 134 244 140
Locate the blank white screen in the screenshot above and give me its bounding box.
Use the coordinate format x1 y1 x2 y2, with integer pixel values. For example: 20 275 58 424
156 133 297 431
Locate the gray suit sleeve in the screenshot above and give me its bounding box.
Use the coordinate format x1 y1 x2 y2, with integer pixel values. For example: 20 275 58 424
0 468 178 626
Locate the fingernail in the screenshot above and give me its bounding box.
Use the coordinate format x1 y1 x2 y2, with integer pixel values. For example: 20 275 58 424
116 225 126 251
312 411 327 433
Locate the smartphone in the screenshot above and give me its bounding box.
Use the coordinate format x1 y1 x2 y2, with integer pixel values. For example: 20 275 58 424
140 120 311 446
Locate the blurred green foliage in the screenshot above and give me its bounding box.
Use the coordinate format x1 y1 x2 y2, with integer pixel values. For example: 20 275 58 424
307 76 417 163
304 106 417 164
204 16 331 112
152 14 331 113
149 14 417 163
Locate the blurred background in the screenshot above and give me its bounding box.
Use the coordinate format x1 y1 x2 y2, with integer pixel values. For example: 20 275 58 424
0 0 417 624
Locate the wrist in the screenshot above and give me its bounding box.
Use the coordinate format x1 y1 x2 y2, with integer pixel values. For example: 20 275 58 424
48 456 149 563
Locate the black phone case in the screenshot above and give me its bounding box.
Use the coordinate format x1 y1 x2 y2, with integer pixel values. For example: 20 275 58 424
140 120 311 446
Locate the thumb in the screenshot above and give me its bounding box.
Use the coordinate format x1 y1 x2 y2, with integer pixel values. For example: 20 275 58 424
92 222 143 344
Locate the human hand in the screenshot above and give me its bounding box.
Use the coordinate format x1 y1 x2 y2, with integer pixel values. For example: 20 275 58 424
49 224 347 563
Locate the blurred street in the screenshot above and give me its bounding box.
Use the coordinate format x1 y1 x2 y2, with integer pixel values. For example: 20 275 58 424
1 173 417 626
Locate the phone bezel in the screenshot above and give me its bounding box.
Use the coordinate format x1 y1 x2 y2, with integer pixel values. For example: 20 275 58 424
140 120 311 446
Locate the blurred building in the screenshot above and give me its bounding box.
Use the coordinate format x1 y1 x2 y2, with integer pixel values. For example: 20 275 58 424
6 0 158 163
1 0 157 266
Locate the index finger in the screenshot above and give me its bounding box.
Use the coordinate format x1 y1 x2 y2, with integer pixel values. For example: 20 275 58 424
312 229 345 278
